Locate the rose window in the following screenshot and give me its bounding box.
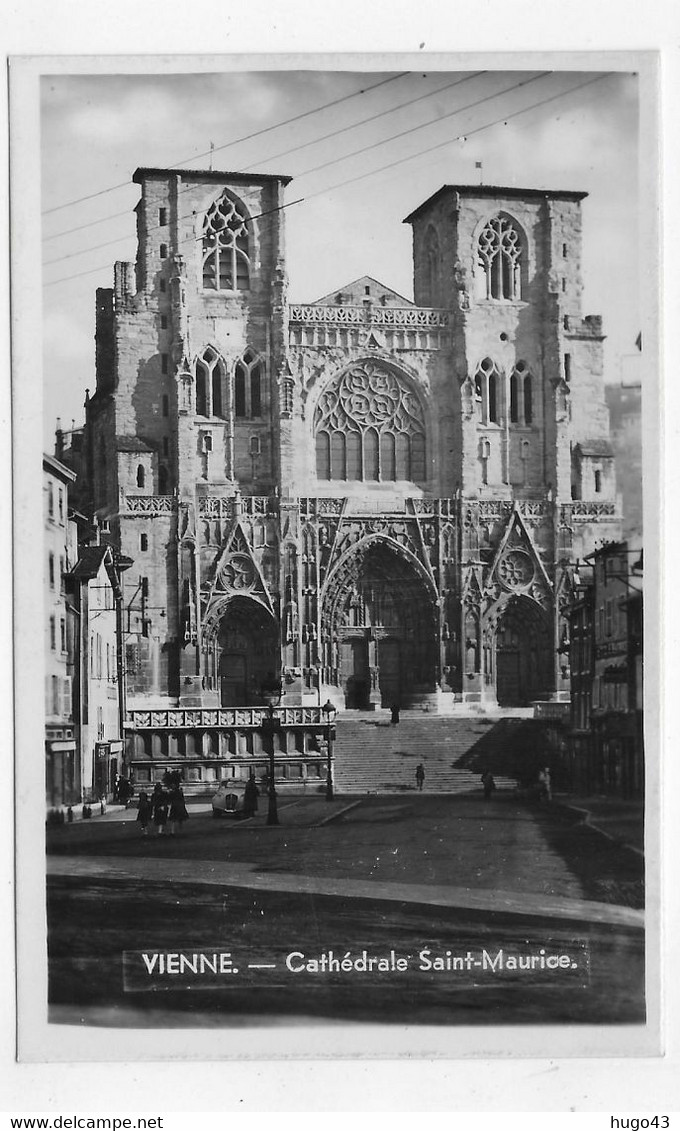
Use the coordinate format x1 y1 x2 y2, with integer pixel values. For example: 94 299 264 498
219 555 256 591
498 550 534 590
315 362 427 482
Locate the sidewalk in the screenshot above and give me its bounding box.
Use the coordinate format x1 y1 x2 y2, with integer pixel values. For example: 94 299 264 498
46 803 129 824
554 794 644 855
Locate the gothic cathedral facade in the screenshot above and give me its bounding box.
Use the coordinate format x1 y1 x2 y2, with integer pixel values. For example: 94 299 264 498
81 168 621 778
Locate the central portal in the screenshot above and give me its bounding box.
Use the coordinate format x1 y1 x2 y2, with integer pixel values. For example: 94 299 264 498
326 541 437 709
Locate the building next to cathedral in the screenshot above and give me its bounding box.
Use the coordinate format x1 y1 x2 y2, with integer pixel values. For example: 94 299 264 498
75 166 622 791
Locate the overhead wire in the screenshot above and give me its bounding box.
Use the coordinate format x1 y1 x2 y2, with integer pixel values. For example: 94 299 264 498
43 73 609 289
41 71 410 217
43 71 544 270
43 71 485 249
302 72 609 205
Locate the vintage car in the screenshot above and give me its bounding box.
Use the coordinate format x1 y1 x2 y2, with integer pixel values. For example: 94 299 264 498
211 781 248 818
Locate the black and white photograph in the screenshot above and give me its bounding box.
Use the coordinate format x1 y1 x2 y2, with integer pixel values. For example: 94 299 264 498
8 43 666 1078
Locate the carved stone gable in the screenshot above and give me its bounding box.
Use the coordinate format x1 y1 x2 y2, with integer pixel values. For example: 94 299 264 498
486 506 553 608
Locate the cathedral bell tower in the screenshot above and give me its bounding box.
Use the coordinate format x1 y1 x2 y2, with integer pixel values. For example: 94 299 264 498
405 185 620 706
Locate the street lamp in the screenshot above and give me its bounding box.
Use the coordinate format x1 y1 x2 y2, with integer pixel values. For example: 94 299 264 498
322 699 337 801
261 678 282 826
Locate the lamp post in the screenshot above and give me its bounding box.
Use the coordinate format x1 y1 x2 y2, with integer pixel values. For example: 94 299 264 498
261 679 282 826
322 699 337 801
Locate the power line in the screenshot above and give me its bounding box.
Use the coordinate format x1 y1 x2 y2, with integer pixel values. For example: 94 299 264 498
42 74 608 289
43 73 482 247
296 71 551 182
43 207 134 243
43 195 304 267
41 71 409 217
303 73 608 203
43 71 538 270
42 197 307 285
241 71 485 175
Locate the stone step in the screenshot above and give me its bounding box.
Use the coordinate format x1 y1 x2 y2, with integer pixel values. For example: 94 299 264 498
332 712 551 794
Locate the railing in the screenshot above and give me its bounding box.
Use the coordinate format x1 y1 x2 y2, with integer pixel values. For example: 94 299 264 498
122 495 278 518
198 495 276 517
289 304 450 327
123 495 175 514
566 502 619 518
126 706 326 729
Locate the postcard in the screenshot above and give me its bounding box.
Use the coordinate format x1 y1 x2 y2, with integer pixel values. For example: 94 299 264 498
10 49 662 1070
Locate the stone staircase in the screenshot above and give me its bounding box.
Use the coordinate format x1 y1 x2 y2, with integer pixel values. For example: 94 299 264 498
333 712 553 795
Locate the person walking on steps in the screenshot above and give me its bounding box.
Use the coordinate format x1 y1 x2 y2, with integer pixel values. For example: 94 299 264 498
481 770 496 801
415 763 425 791
538 766 552 802
390 703 401 725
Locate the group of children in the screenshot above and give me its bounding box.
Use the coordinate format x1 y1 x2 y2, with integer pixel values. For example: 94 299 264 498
136 782 189 835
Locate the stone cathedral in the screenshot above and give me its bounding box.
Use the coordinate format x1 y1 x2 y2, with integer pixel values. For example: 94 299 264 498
80 167 621 784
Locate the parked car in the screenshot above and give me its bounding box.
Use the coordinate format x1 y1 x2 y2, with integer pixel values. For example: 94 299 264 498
211 781 247 818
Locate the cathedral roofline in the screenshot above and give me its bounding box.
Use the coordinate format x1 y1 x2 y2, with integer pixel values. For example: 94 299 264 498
313 275 414 307
403 184 589 223
132 167 293 187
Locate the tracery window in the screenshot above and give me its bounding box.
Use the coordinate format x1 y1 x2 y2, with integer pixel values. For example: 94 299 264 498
195 346 226 418
234 348 263 419
477 213 523 301
474 358 501 425
202 191 251 291
314 361 427 482
509 361 533 425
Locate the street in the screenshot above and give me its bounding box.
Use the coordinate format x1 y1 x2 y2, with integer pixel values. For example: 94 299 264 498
46 792 645 1027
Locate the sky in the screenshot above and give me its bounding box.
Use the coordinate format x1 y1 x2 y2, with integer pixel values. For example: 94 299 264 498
40 66 641 447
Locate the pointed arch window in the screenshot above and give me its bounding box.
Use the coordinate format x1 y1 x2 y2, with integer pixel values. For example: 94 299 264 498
194 346 225 418
509 361 533 426
477 213 524 301
234 348 263 419
314 361 427 483
136 464 145 488
202 191 251 291
474 358 502 425
315 432 330 480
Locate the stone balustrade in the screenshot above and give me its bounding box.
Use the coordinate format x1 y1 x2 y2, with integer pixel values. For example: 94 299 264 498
126 705 327 729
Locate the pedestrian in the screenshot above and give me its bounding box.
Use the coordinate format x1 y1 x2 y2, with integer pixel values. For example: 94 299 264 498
243 772 260 818
540 766 553 802
136 791 152 835
415 763 425 791
168 786 189 835
390 703 400 725
481 770 496 800
151 783 169 835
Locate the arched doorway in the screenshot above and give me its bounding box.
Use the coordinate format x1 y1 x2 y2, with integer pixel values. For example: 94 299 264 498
493 596 552 706
324 540 438 708
216 598 279 706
